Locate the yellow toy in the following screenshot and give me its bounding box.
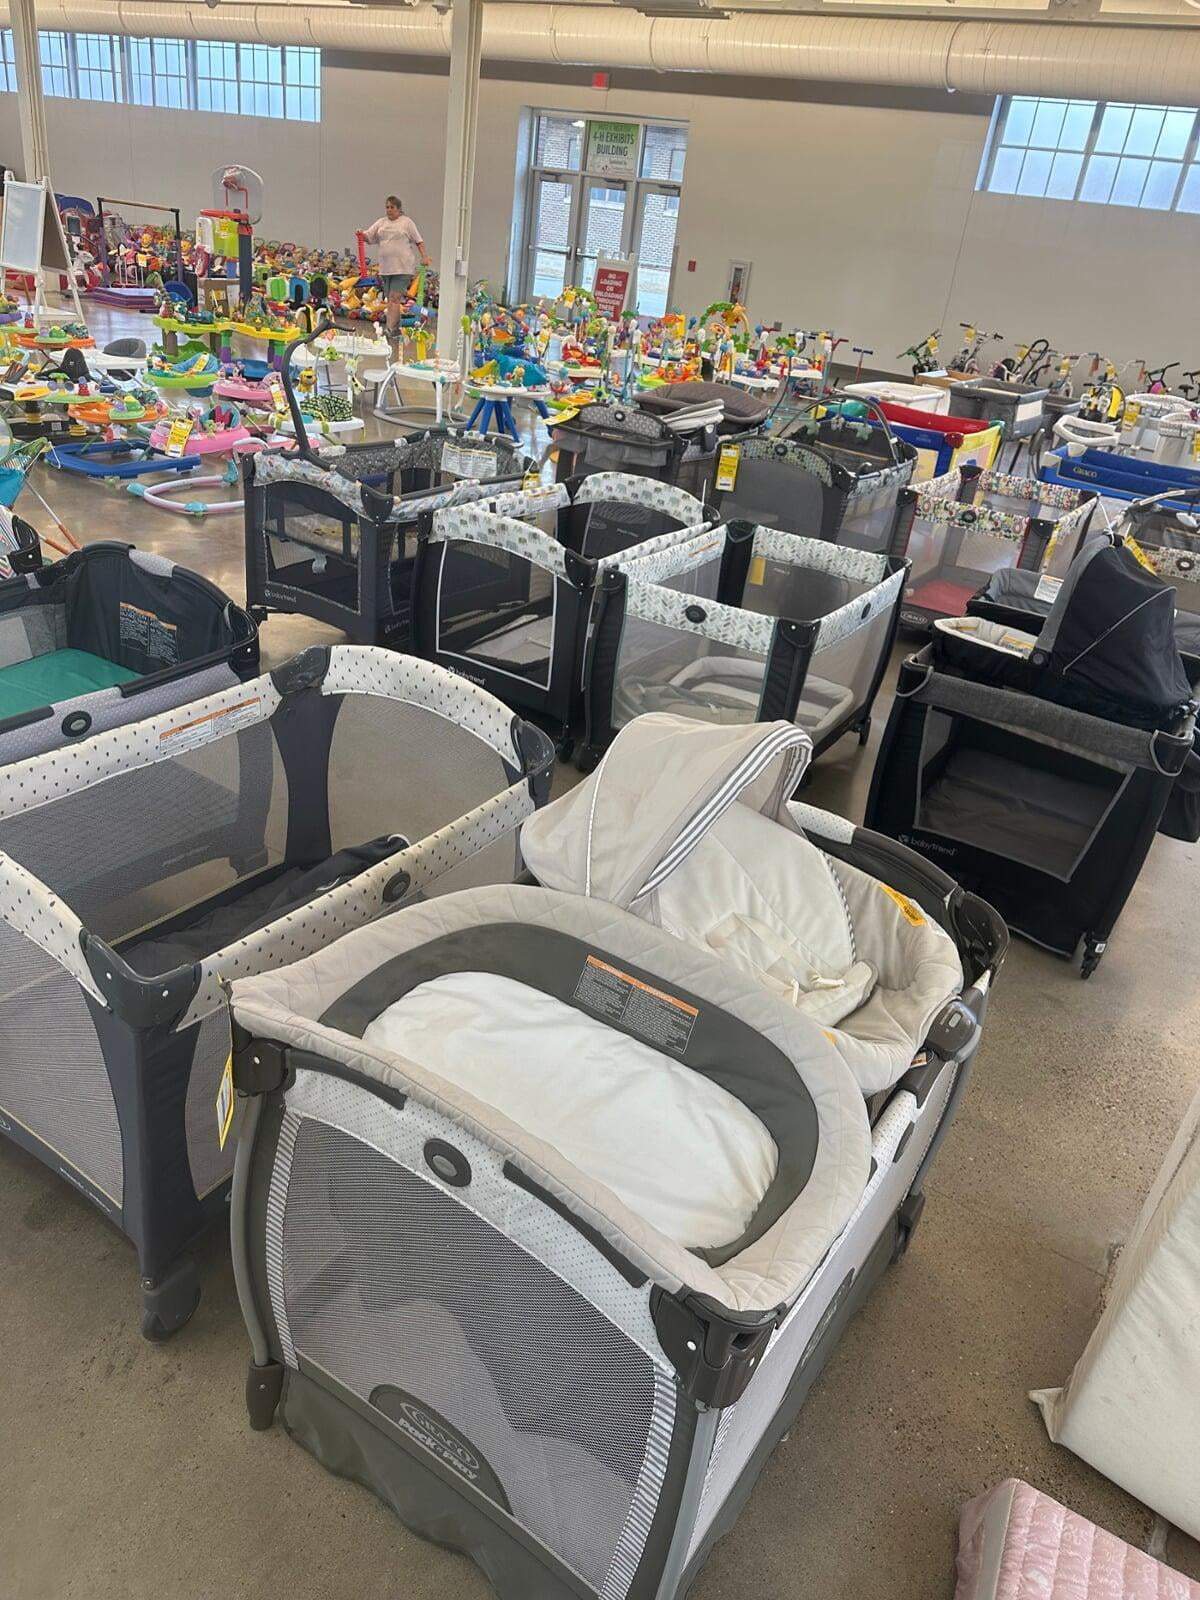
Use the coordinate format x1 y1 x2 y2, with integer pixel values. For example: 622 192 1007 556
470 359 499 384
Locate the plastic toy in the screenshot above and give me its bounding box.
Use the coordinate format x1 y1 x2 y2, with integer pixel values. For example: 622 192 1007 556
147 403 251 457
127 455 246 517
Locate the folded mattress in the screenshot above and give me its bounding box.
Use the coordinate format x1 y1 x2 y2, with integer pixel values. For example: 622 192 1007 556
955 1479 1200 1600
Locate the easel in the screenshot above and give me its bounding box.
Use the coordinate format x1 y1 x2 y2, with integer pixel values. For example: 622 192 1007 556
0 172 84 324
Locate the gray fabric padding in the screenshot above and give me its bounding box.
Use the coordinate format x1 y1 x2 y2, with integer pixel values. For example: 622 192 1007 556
231 882 872 1315
905 653 1178 772
127 548 176 578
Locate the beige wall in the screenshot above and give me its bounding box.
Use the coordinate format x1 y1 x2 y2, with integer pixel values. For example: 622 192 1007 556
2 54 1194 372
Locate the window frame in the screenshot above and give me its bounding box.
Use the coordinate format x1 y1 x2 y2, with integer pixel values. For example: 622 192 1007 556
979 95 1200 213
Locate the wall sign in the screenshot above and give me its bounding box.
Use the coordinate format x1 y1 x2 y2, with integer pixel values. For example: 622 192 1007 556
586 120 640 179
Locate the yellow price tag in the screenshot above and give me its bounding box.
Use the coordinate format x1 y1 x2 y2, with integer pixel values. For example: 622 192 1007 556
1123 401 1141 431
1125 535 1157 573
716 442 741 492
215 1054 235 1152
165 417 194 458
747 555 766 586
879 882 926 927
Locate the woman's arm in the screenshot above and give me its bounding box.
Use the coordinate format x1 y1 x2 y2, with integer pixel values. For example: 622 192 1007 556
408 218 432 267
360 219 382 244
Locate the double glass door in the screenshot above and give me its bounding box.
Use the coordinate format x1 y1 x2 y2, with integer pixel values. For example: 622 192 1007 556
525 165 682 315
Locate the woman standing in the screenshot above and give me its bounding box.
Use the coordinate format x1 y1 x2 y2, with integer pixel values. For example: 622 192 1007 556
359 196 431 343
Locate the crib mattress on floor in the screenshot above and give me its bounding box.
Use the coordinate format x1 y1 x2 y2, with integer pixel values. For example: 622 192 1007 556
362 970 779 1251
0 648 139 719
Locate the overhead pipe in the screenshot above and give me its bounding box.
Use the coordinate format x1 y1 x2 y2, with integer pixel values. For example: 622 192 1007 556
8 0 1200 104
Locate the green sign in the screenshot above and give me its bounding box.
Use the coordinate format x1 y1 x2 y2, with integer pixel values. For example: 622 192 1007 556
586 120 640 179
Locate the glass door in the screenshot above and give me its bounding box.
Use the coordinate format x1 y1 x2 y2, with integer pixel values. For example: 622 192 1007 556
631 184 680 318
528 173 579 300
575 181 629 292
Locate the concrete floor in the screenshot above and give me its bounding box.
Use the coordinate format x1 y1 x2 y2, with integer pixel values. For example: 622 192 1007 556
2 301 1199 1600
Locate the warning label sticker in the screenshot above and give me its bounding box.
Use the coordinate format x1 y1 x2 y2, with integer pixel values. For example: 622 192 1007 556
442 443 499 481
574 954 698 1054
159 695 262 755
119 602 179 664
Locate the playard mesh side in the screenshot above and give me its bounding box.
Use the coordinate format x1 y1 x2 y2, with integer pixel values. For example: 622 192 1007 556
895 466 1095 626
0 648 548 1242
267 1086 678 1599
607 524 904 743
716 431 916 551
245 432 529 645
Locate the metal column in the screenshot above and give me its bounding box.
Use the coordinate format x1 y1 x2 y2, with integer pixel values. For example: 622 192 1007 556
435 0 483 367
9 0 50 183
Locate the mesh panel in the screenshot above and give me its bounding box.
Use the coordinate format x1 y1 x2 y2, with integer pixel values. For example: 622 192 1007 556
278 1114 670 1595
184 1008 235 1200
326 695 512 855
434 541 556 689
0 919 122 1206
903 514 1032 624
0 721 288 945
720 457 826 539
683 1090 933 1568
613 554 763 729
264 489 365 617
839 478 904 553
574 500 685 562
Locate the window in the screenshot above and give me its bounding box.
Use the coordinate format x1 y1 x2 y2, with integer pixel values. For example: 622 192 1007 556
196 40 238 114
75 34 123 102
285 46 320 123
129 36 189 109
520 112 687 316
239 43 283 118
980 96 1200 212
0 31 16 94
0 31 320 118
39 31 72 97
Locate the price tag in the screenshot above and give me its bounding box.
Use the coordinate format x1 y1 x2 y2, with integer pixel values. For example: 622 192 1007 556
1125 535 1157 573
165 417 194 458
715 442 741 492
1034 574 1063 604
215 1054 235 1151
1123 401 1141 431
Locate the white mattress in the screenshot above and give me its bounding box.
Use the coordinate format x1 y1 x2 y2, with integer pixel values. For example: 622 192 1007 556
362 971 778 1250
467 612 553 666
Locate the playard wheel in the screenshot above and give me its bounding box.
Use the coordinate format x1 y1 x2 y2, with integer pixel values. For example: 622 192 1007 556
1079 937 1106 980
140 1255 201 1341
555 732 575 762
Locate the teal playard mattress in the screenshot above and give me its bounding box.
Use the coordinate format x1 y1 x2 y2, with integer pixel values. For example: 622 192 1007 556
0 648 139 720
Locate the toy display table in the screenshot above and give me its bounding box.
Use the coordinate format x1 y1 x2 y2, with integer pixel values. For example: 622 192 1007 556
232 324 296 371
464 382 551 442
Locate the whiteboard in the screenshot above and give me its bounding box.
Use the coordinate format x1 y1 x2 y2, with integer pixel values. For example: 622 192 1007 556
0 179 47 272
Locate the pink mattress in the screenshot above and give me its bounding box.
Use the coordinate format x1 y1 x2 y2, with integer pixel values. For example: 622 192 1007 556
84 286 159 311
956 1480 1199 1600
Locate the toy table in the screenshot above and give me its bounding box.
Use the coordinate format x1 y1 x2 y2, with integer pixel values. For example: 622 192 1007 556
464 383 551 442
153 315 234 363
13 332 95 351
374 359 461 425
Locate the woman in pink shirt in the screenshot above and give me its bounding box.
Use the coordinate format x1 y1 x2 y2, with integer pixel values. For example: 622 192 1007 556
360 195 432 341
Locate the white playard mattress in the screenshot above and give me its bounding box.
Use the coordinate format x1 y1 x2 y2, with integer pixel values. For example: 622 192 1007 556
363 971 778 1250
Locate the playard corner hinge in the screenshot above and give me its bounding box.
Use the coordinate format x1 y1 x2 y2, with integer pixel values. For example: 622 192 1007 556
231 1029 289 1095
651 1288 777 1409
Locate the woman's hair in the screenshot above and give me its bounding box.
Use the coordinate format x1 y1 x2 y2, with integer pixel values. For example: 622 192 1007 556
385 195 403 209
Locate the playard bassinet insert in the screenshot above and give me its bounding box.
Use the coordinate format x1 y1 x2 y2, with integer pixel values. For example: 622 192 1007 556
229 716 1007 1600
0 644 553 1336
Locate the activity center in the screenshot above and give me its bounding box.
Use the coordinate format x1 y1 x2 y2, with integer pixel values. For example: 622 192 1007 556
1 3 1199 1600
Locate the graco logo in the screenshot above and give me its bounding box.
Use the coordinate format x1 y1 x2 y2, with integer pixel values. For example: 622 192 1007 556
370 1385 512 1513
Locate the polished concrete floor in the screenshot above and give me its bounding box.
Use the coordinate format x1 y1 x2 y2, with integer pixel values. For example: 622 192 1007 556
3 302 1199 1600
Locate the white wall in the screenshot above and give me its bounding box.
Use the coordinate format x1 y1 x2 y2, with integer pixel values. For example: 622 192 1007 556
3 53 1195 373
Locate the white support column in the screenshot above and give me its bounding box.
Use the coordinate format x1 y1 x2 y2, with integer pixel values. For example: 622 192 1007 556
9 0 50 184
435 0 483 368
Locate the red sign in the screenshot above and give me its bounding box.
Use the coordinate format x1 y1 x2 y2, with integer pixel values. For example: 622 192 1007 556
593 260 632 319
